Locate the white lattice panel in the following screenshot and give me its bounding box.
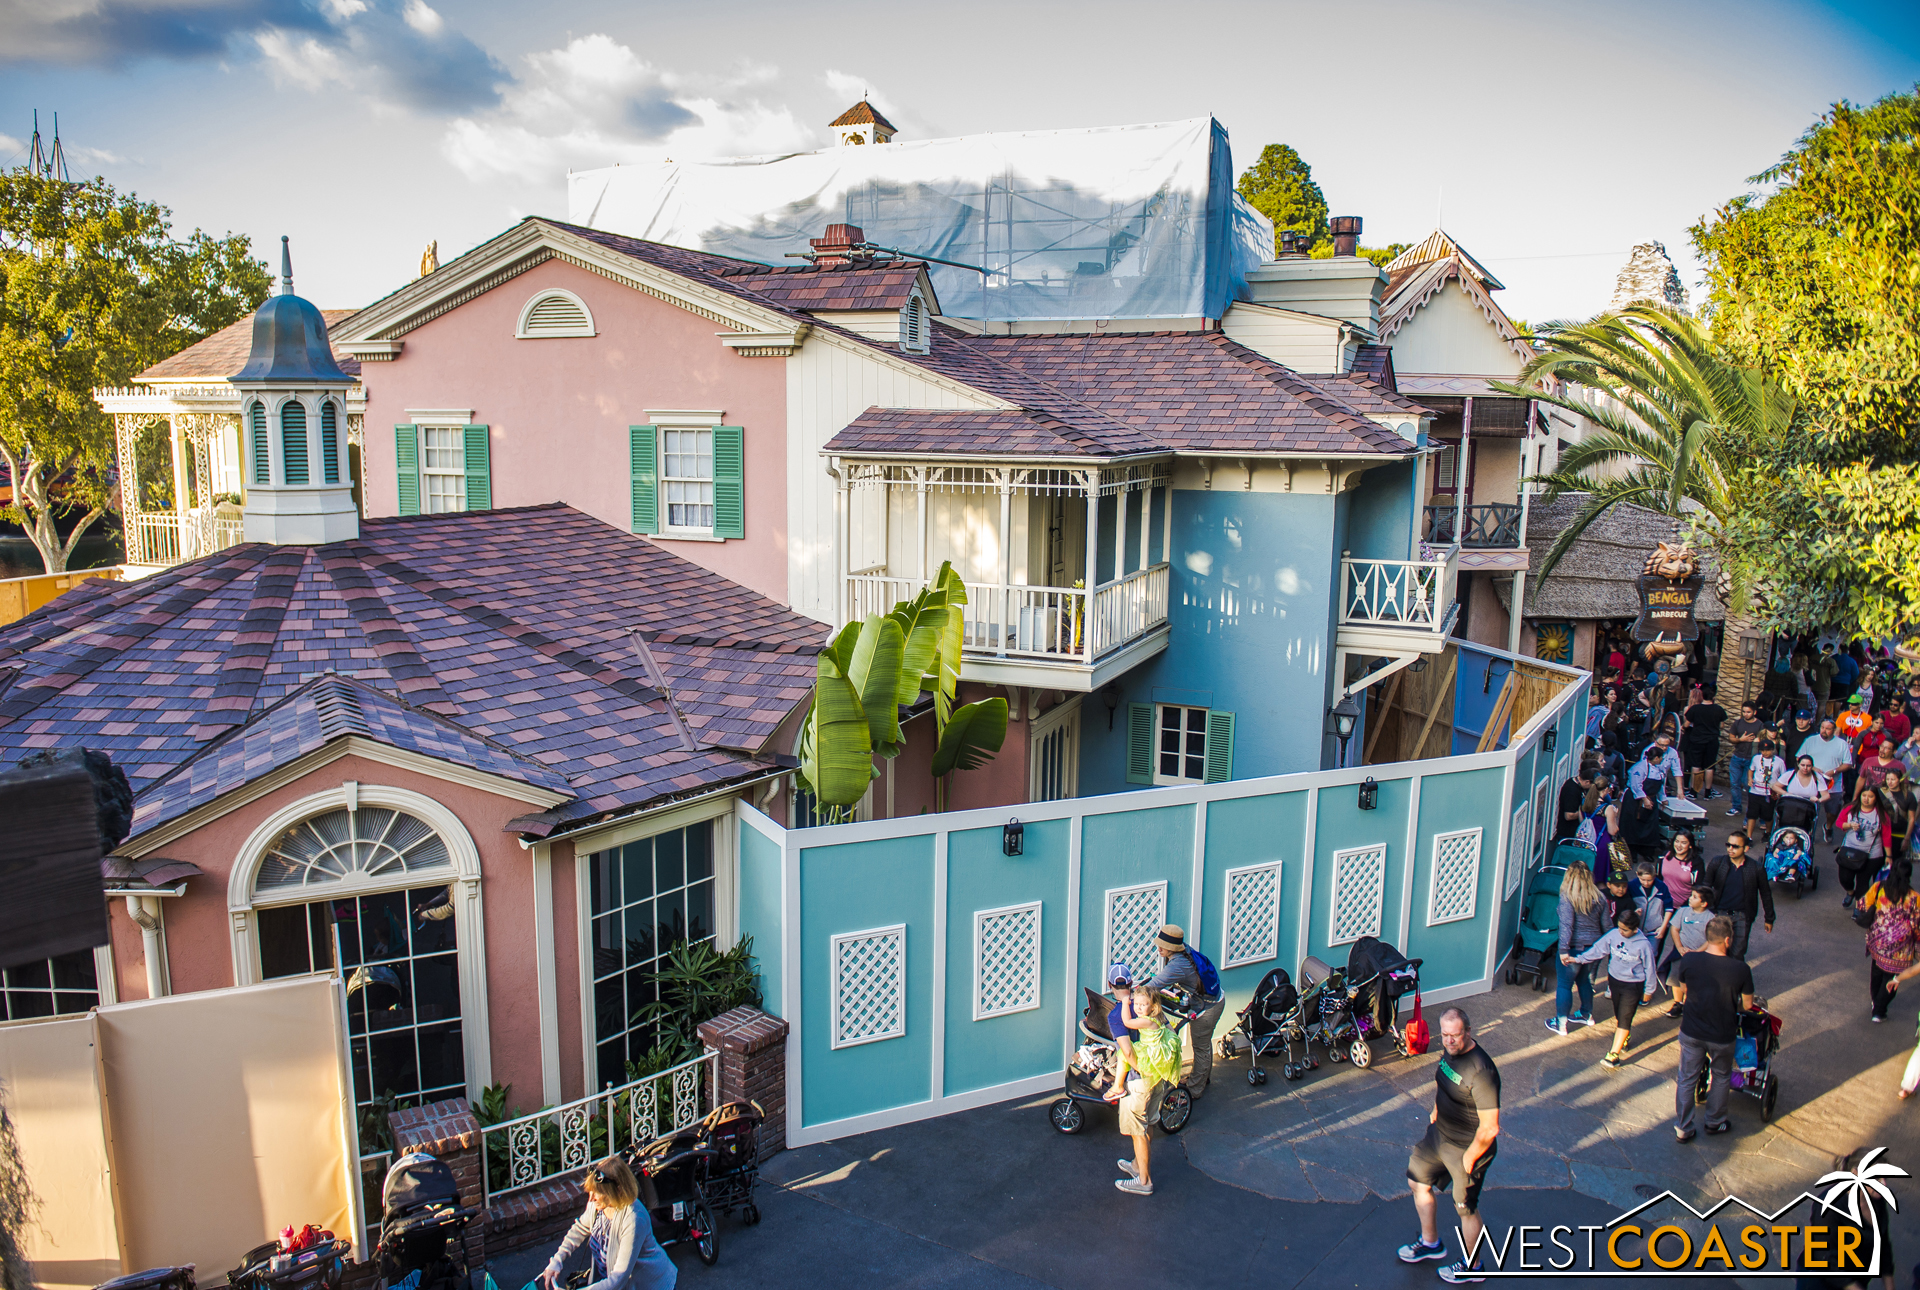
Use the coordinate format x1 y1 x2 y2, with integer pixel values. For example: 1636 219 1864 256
830 924 907 1049
1506 805 1530 897
1426 827 1483 926
1532 779 1553 865
1221 862 1282 969
1327 845 1388 947
1102 881 1167 977
974 902 1043 1020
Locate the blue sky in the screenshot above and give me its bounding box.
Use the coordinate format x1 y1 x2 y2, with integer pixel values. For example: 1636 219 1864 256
3 0 1916 323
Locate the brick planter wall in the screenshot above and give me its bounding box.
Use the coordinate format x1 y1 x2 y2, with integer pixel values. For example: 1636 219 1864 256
388 1099 487 1273
487 1176 586 1258
697 1007 790 1161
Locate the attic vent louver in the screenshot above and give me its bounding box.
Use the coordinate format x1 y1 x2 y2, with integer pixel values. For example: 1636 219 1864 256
900 291 930 354
517 289 596 339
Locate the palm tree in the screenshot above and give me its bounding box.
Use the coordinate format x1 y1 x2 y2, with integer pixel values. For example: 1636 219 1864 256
1489 303 1795 585
1815 1146 1908 1274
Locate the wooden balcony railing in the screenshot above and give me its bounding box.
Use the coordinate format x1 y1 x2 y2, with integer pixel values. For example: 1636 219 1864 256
1340 549 1458 632
1423 503 1522 549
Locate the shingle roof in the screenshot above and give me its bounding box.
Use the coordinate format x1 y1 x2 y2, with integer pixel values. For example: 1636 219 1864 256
830 100 897 131
1294 372 1432 421
139 310 362 381
707 261 926 312
826 407 1159 459
0 505 824 840
1349 344 1397 389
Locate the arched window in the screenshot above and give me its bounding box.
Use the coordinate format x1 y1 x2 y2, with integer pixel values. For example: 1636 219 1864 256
232 787 491 1108
281 399 309 485
320 400 340 484
250 402 269 486
516 289 596 339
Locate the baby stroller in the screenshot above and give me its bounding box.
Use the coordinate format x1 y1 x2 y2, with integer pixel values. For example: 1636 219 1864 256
1508 866 1569 991
1049 986 1193 1135
373 1153 474 1290
1693 1004 1783 1122
94 1269 196 1290
1770 798 1822 898
1766 823 1818 898
627 1130 720 1267
1345 937 1424 1062
696 1100 763 1227
1298 956 1367 1068
1225 967 1313 1085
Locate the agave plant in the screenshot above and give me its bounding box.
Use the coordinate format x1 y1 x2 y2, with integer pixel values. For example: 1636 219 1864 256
1489 303 1796 589
796 562 1008 822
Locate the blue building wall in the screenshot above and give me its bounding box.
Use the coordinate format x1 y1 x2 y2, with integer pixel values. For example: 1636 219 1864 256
738 821 784 1009
1347 460 1416 563
1079 487 1345 793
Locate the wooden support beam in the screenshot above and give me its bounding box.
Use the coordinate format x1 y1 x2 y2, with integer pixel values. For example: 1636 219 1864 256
1412 655 1458 761
1476 669 1520 754
1363 670 1405 764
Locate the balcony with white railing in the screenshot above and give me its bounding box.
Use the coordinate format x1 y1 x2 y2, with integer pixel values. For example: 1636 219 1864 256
124 506 247 569
1336 544 1460 652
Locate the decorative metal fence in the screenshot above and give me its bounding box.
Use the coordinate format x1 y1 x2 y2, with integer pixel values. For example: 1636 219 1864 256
479 1051 719 1202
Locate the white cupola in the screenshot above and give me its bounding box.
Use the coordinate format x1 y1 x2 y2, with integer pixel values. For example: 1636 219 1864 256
231 237 359 544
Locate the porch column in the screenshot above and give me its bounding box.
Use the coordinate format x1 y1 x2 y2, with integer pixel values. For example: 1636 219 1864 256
1082 472 1099 664
832 461 849 629
1111 483 1127 581
1518 400 1536 549
998 469 1013 656
916 468 930 582
1509 570 1527 654
1160 482 1171 565
1137 480 1151 573
1453 397 1474 547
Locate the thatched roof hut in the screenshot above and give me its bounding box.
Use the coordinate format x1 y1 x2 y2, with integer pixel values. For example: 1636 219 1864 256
1499 493 1727 621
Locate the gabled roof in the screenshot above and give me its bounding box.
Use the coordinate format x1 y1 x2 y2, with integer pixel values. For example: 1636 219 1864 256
1349 344 1396 389
0 505 824 840
830 100 898 132
826 407 1160 460
1383 230 1504 292
1380 251 1532 364
139 310 362 382
707 260 932 312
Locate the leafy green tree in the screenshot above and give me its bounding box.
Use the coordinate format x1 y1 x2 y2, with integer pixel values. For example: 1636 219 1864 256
0 170 270 572
1690 87 1920 643
1490 304 1794 586
1237 144 1329 255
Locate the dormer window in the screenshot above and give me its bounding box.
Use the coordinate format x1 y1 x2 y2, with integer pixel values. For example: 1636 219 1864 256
900 290 930 354
516 289 596 339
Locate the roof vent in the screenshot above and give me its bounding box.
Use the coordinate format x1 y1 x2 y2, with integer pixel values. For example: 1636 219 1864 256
517 289 596 338
1330 216 1363 258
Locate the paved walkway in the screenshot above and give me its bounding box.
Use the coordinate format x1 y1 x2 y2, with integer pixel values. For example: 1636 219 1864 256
492 805 1920 1287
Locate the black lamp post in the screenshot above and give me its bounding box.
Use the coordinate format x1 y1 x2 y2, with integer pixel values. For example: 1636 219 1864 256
1330 693 1362 767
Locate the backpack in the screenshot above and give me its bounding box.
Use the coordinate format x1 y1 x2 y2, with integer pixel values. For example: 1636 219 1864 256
1186 947 1222 1001
1867 898 1920 970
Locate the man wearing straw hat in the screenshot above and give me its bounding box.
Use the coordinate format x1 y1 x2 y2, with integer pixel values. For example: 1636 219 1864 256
1144 923 1225 1096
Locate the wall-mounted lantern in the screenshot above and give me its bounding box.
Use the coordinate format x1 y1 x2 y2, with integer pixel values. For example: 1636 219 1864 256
1003 818 1024 856
1358 777 1378 811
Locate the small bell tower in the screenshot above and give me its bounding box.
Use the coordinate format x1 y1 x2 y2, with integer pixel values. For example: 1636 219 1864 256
829 98 897 147
231 237 358 544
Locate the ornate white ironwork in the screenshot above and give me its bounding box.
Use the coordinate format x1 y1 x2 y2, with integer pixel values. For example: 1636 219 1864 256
508 1120 541 1189
671 1061 700 1129
1101 881 1167 977
558 1104 590 1172
1328 844 1388 947
830 924 907 1049
974 901 1042 1020
630 1077 658 1144
1506 804 1530 897
1426 828 1483 926
1221 861 1282 969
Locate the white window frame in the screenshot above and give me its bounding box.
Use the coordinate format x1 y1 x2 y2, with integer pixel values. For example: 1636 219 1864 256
414 419 467 515
515 288 597 339
226 781 492 1097
1220 860 1283 969
829 923 908 1049
643 409 726 542
1028 697 1082 802
1426 826 1484 927
1327 844 1389 947
1101 880 1168 976
1152 703 1209 786
973 901 1043 1021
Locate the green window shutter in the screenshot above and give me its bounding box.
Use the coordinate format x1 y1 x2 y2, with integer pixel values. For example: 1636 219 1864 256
463 425 491 511
320 401 339 484
1204 710 1236 784
250 403 269 485
394 425 420 516
1127 703 1155 784
712 425 745 539
280 401 308 485
630 424 658 534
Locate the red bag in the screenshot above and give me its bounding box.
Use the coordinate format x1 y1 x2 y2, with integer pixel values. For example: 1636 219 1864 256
1404 990 1431 1055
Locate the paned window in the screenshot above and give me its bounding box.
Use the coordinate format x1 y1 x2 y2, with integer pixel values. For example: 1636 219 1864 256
1 949 99 1020
662 429 714 530
588 820 716 1081
1156 704 1208 784
422 426 466 514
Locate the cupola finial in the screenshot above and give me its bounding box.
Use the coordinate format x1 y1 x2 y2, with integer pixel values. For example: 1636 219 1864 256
280 235 294 296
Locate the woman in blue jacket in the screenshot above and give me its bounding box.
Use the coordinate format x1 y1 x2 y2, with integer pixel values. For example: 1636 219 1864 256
1565 907 1660 1069
1549 860 1609 1036
538 1157 677 1290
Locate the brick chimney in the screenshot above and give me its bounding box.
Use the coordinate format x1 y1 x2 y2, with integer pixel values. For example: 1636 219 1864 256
809 223 867 268
1330 216 1362 258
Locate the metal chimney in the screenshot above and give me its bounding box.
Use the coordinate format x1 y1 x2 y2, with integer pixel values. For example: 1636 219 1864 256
1330 216 1363 258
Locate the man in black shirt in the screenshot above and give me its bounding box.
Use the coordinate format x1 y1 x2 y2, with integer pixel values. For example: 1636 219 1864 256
1556 761 1595 842
1683 681 1729 801
1671 917 1756 1142
1702 833 1774 958
1726 702 1765 820
1399 1008 1500 1284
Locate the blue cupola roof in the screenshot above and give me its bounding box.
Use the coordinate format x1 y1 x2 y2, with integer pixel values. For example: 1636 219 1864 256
233 237 351 385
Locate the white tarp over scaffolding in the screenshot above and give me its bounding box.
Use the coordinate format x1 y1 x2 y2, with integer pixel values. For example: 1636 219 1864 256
567 117 1272 324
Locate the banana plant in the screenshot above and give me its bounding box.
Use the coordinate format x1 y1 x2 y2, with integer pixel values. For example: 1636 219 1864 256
795 562 1008 822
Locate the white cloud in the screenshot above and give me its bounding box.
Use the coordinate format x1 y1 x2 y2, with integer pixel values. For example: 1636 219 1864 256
401 0 442 36
319 0 367 18
255 28 351 93
442 34 816 182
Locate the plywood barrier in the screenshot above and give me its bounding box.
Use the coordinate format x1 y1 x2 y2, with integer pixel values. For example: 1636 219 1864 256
0 568 122 627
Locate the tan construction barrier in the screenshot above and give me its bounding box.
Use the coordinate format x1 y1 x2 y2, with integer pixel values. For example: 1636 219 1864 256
1 975 361 1290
